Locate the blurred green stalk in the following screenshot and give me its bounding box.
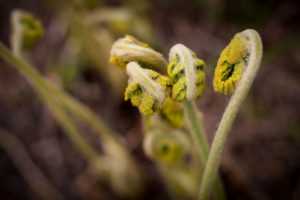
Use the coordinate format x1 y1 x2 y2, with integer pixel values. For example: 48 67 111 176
0 42 143 196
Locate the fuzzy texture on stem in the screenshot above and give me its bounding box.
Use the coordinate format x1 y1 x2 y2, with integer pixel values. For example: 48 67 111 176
199 29 263 200
183 101 209 162
183 101 226 200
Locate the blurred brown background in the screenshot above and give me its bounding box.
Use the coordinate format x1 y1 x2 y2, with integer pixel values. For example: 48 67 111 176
0 0 299 199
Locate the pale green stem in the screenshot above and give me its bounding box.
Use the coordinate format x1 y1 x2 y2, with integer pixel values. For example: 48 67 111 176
184 101 226 200
1 41 131 157
40 89 100 162
199 29 263 200
39 88 111 175
7 10 124 149
183 101 209 160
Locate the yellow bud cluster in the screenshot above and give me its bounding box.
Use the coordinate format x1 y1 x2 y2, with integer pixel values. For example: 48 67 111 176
213 33 248 94
168 45 206 101
125 67 172 116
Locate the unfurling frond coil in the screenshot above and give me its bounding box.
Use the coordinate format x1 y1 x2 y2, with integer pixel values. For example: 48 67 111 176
168 44 206 101
125 62 172 116
213 33 249 94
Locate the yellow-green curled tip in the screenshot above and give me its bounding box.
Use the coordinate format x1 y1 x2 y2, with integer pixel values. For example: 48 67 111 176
168 44 206 101
125 62 172 116
213 33 249 95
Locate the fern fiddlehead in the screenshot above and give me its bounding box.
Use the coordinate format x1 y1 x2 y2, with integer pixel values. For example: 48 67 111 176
125 62 172 115
213 33 248 94
199 29 263 200
168 44 206 101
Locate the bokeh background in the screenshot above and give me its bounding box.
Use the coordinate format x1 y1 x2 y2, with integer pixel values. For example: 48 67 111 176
0 0 299 199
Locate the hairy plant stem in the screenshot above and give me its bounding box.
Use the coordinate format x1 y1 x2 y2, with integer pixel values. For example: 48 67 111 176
183 101 209 160
198 29 263 200
183 101 226 200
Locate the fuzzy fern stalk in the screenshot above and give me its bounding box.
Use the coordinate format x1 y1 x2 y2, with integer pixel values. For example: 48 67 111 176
167 44 207 159
199 29 263 200
167 44 226 200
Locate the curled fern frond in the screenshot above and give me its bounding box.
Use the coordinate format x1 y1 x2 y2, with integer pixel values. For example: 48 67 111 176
143 128 190 163
109 35 167 73
168 44 206 101
213 33 248 94
125 62 172 116
11 10 44 54
199 29 262 200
